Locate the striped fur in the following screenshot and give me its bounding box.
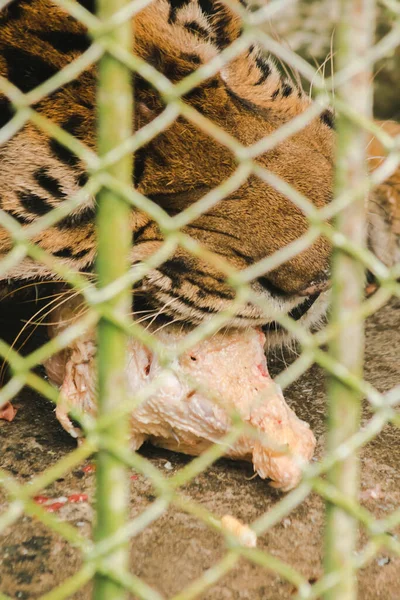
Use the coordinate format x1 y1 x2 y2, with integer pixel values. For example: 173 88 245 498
0 0 397 334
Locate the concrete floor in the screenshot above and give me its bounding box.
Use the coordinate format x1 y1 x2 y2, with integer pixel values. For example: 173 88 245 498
0 297 399 599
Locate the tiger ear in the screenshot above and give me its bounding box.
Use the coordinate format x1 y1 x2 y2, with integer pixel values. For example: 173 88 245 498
211 11 300 112
207 0 244 49
167 0 244 47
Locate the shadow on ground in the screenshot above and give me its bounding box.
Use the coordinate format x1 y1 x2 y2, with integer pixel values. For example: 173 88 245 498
1 297 399 599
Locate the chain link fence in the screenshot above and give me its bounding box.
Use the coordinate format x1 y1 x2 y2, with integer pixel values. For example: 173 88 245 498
0 0 399 598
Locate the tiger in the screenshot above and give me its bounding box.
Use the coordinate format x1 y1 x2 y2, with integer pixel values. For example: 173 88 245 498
0 0 398 347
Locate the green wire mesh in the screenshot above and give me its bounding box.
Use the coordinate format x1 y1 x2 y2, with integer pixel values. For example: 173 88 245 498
0 0 399 599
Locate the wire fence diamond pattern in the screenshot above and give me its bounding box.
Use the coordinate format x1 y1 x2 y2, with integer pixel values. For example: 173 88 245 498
0 0 399 599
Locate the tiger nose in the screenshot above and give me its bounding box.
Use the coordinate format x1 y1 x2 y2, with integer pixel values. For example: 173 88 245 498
257 275 331 297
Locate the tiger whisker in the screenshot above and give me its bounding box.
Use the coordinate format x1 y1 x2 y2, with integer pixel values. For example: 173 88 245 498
151 315 185 336
144 296 181 331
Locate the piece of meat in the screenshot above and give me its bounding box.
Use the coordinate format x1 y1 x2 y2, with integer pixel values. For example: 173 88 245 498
44 298 316 491
221 515 257 548
0 401 17 421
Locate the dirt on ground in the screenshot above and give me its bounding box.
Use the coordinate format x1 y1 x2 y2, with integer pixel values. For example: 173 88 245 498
0 297 399 600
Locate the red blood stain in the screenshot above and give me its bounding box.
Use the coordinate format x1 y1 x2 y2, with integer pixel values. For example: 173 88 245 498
33 496 50 505
257 329 266 346
68 493 88 503
257 362 269 378
45 502 65 513
82 464 96 473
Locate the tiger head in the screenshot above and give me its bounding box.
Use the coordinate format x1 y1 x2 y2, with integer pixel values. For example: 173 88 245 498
131 0 335 339
0 0 337 343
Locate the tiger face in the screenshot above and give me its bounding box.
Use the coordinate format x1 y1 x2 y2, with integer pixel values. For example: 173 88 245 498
127 0 336 335
0 0 363 341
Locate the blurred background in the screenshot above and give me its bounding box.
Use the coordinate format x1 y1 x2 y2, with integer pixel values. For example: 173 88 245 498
262 0 400 121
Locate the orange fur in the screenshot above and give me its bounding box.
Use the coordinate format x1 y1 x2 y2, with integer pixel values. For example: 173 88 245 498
0 0 398 332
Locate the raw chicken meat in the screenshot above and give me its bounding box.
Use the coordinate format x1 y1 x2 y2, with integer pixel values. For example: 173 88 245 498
44 298 315 491
0 401 17 421
221 515 257 548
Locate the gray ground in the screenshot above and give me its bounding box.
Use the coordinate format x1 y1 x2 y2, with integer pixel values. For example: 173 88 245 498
0 297 399 600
